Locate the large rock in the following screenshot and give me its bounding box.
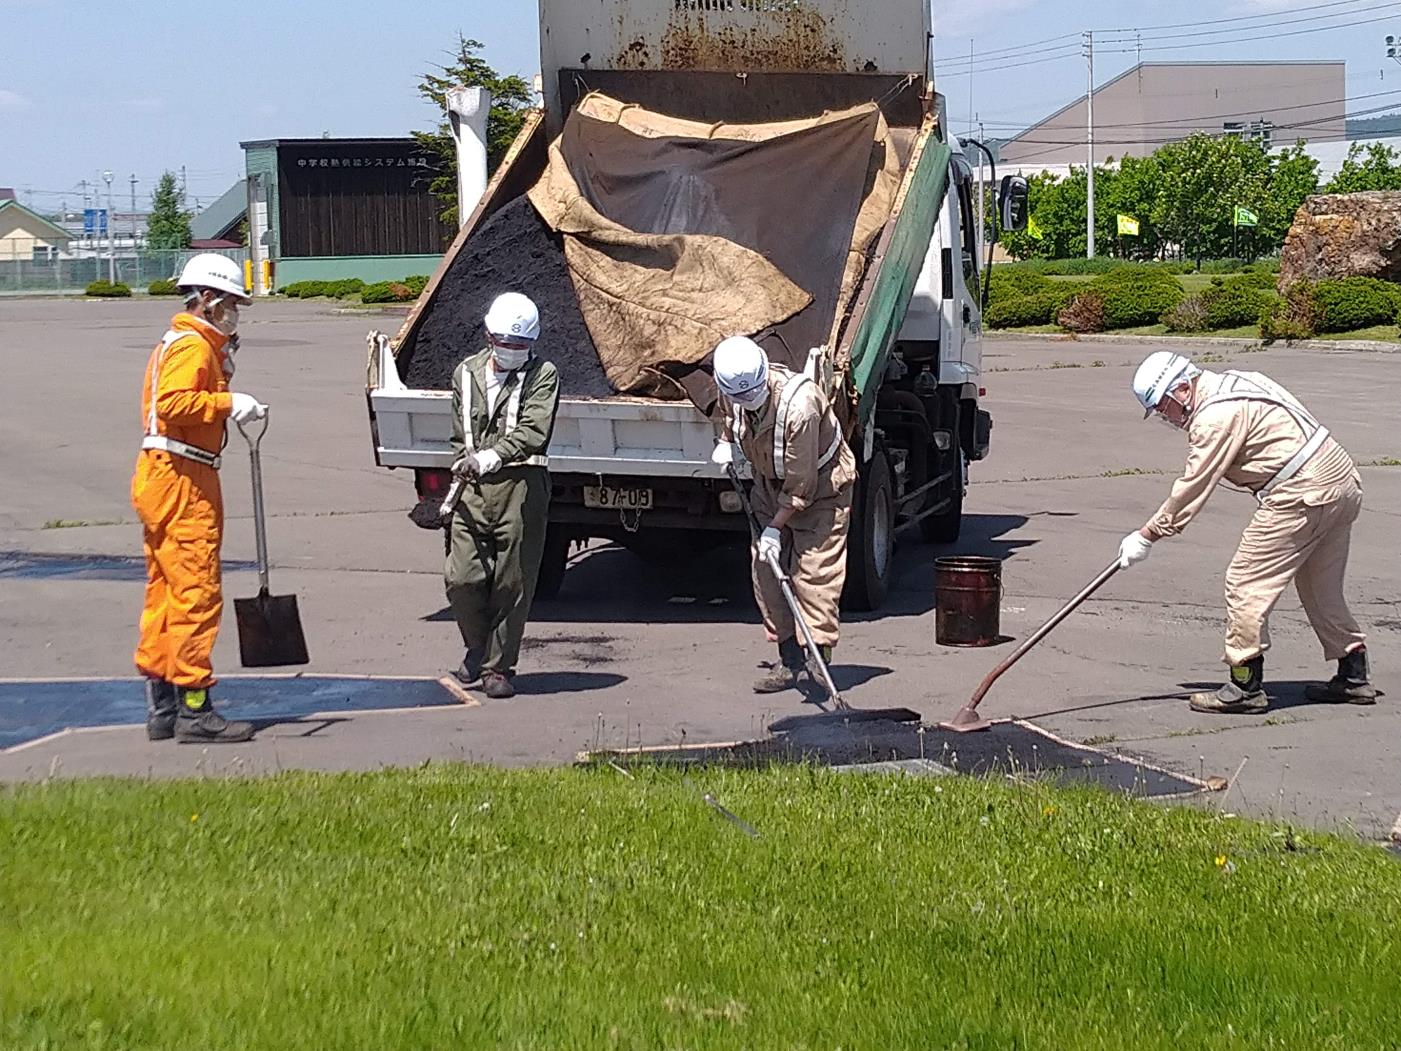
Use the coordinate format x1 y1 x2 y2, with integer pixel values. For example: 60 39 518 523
1279 191 1401 287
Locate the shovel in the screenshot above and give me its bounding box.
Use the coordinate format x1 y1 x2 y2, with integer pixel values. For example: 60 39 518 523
234 414 310 667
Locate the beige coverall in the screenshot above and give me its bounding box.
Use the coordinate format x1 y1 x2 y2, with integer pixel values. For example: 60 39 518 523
445 349 560 676
1143 369 1365 667
733 363 857 648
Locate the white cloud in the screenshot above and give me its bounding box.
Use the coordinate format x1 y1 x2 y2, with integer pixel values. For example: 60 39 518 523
0 89 29 110
122 97 166 112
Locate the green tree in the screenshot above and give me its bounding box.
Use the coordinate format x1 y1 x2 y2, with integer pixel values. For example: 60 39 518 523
413 35 534 231
1099 153 1163 259
1260 142 1319 251
1154 134 1270 262
146 171 192 251
1322 142 1401 193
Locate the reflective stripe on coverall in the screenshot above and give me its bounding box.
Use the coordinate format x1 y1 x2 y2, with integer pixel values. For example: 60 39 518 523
445 348 561 676
1142 369 1366 666
131 313 234 688
733 364 856 648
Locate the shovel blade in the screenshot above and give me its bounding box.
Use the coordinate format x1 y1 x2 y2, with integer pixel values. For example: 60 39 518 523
235 590 309 667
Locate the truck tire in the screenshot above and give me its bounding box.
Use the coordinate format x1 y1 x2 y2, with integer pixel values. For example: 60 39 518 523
535 526 571 601
920 451 964 545
842 449 894 612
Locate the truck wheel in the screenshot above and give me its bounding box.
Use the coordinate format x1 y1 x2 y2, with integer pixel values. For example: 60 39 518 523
842 449 893 612
535 526 571 601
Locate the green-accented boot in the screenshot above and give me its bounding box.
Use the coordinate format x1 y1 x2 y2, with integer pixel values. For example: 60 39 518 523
753 639 807 694
1305 647 1379 705
145 679 178 741
174 687 255 744
1189 656 1268 714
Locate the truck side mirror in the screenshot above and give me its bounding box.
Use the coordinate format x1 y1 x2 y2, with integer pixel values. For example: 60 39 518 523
999 175 1029 233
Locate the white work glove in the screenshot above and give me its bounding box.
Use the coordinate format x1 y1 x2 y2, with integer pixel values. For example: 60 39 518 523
710 440 739 467
473 449 503 477
451 450 503 479
229 392 267 425
1118 531 1154 570
758 526 783 565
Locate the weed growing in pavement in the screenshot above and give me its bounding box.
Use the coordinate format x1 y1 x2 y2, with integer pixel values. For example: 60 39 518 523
40 518 125 530
1363 457 1401 468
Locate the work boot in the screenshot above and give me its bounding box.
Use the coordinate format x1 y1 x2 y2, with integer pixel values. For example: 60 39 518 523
1305 647 1380 705
481 672 515 700
144 679 178 741
753 639 807 694
175 688 255 744
452 650 483 688
1189 656 1268 714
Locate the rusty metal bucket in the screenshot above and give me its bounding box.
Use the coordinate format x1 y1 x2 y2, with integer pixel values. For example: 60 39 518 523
935 556 1002 648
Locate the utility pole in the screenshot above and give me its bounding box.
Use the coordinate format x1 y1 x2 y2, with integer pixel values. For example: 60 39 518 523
180 165 187 197
977 117 986 259
967 38 975 146
103 170 115 282
129 174 138 246
1084 30 1096 259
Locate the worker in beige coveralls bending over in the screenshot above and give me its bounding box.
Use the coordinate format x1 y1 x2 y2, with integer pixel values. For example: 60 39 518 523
709 336 857 695
1117 350 1377 714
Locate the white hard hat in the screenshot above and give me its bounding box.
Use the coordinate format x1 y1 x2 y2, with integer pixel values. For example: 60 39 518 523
1132 351 1196 417
177 253 250 303
484 292 540 342
713 336 770 404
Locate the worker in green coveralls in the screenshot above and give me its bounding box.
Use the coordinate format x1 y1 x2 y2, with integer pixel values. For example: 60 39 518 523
445 292 561 699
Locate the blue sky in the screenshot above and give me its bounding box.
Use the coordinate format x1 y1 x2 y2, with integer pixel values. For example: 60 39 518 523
2 0 1397 213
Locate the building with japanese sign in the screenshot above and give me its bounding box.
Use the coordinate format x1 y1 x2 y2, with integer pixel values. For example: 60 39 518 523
240 137 450 285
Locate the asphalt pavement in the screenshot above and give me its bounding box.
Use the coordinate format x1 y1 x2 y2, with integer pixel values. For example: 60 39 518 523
1 298 1397 839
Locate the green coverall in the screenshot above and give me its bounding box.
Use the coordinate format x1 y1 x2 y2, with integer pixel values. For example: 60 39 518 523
445 348 561 677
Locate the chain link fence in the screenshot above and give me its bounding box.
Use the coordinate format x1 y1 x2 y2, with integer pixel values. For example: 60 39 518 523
0 248 250 295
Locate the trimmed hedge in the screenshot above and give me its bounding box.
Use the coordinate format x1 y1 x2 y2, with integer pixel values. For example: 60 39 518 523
1084 266 1184 329
148 278 180 296
1165 285 1278 332
985 291 1063 329
362 281 415 304
1311 277 1401 334
85 280 132 298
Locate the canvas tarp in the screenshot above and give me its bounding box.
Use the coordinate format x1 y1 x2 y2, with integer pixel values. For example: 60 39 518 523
527 93 900 413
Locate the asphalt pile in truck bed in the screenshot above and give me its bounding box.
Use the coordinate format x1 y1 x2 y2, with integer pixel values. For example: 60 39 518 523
399 196 614 398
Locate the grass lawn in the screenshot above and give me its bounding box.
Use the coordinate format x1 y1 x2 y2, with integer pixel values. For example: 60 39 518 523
3 766 1399 1049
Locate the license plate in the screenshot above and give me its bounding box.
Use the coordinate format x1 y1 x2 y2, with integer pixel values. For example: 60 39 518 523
584 485 653 511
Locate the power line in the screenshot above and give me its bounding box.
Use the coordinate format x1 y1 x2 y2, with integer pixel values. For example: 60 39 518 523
1100 1 1401 45
1094 0 1389 35
1107 11 1401 54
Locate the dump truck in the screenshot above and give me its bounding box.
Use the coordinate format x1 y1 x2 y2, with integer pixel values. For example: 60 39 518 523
365 0 1026 611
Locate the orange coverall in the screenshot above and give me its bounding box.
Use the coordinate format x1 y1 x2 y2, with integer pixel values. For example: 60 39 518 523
131 313 234 688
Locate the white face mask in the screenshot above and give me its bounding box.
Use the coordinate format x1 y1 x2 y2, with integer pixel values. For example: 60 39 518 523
492 344 530 370
726 385 768 410
208 296 240 336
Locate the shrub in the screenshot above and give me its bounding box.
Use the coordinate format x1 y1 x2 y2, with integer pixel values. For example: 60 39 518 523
403 274 430 296
988 267 1055 300
328 278 365 299
280 280 329 298
148 278 180 296
985 291 1062 329
1162 294 1210 333
1260 281 1318 342
85 280 132 298
362 281 416 304
1084 266 1184 329
1057 292 1107 333
1311 277 1401 333
1198 258 1247 275
1202 284 1277 330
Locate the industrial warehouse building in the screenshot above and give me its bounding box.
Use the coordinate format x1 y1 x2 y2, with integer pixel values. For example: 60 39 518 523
998 61 1347 173
239 137 450 286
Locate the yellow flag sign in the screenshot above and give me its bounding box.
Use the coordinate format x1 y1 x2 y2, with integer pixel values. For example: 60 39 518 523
1117 214 1140 237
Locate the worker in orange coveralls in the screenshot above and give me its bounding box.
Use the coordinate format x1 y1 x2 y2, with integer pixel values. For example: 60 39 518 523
132 254 267 743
